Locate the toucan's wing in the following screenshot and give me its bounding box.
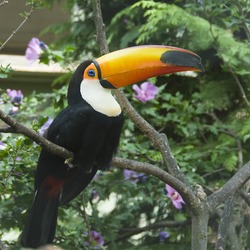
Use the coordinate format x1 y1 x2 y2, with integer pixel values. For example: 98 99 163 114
34 103 92 190
59 112 124 205
46 102 92 152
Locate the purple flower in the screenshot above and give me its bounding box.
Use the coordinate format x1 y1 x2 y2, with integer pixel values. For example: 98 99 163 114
39 117 53 136
159 231 170 242
166 184 185 209
123 170 147 183
137 173 148 183
0 141 6 150
197 0 203 6
6 89 23 105
84 230 104 248
132 82 158 103
124 169 138 183
91 189 100 201
25 38 47 63
123 18 129 24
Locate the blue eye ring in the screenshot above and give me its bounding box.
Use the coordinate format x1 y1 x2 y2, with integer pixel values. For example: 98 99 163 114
88 69 96 77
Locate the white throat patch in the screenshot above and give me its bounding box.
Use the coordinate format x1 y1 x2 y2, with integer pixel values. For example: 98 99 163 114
80 79 121 117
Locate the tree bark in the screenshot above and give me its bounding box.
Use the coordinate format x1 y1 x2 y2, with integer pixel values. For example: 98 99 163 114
191 209 209 250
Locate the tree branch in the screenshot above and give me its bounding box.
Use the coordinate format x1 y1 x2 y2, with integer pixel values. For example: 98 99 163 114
208 160 250 210
0 109 73 160
220 129 243 169
115 90 190 186
239 189 250 206
116 219 189 242
0 107 199 209
91 0 109 55
0 108 199 207
112 157 198 208
228 66 250 108
236 2 250 40
0 5 34 51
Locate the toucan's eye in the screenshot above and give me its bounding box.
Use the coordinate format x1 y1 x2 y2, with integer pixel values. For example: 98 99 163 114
88 69 96 77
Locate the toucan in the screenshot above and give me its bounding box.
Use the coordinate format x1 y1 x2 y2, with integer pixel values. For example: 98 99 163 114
20 45 204 248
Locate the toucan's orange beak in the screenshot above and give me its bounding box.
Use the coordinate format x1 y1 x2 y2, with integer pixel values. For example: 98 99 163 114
85 45 204 89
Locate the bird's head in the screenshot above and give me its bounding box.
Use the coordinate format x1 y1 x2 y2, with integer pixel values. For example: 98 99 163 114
67 45 204 106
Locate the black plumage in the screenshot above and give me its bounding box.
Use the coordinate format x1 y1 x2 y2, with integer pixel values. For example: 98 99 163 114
21 62 124 248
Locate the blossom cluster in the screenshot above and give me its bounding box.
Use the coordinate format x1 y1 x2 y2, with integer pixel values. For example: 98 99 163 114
83 230 104 248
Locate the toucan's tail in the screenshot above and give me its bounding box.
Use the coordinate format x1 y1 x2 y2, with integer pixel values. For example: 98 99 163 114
20 184 61 248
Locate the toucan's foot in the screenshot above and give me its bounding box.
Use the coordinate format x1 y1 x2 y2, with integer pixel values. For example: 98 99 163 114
65 158 75 169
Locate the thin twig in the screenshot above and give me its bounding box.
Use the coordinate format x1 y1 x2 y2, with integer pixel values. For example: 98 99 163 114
228 66 250 108
91 0 109 55
220 129 243 169
236 2 250 40
0 5 34 51
115 220 189 242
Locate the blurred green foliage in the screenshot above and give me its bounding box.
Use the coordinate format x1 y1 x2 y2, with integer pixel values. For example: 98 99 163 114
0 0 250 249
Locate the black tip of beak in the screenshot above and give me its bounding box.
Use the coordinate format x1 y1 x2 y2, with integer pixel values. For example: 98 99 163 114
161 50 205 72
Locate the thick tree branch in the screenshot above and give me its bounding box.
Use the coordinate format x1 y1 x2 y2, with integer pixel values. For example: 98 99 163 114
0 107 200 209
0 110 200 208
0 110 198 208
208 160 250 210
0 109 72 160
112 157 198 208
239 189 250 206
114 90 189 186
